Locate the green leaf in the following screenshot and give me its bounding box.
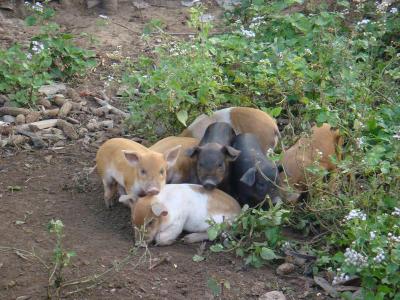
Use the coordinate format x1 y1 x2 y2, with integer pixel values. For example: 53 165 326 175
25 16 37 26
260 247 278 261
207 277 221 296
210 244 224 253
192 254 205 262
176 110 188 126
207 226 219 241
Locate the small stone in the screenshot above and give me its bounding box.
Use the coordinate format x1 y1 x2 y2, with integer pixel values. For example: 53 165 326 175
259 291 286 300
71 102 82 111
160 289 168 296
53 94 67 107
93 106 109 117
15 114 26 125
53 140 65 147
78 127 89 137
87 119 99 132
65 88 82 102
25 111 41 123
56 120 79 140
8 280 16 287
43 108 60 118
110 288 116 293
276 263 295 276
44 155 53 163
11 135 29 145
3 115 15 123
37 98 52 108
38 83 66 96
58 101 73 117
99 120 114 129
16 296 31 300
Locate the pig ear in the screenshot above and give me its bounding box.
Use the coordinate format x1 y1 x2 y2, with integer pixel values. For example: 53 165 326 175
123 150 140 166
186 146 199 158
165 145 181 167
224 146 241 161
240 167 256 186
151 202 168 217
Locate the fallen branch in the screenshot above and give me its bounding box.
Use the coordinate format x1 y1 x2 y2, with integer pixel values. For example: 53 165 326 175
92 96 129 118
16 119 59 131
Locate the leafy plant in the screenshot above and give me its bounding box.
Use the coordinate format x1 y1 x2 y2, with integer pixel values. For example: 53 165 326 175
207 202 290 268
0 3 96 106
47 219 76 291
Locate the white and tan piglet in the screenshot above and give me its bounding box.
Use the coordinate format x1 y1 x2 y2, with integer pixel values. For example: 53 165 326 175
121 184 241 246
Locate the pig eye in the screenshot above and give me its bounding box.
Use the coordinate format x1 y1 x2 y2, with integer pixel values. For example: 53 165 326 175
140 169 147 175
160 169 164 175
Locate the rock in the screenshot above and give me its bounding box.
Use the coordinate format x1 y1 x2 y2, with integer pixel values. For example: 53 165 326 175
71 102 82 111
43 109 60 118
160 289 168 296
99 120 114 129
276 263 295 276
181 0 201 7
3 115 15 123
25 111 41 123
38 83 66 96
56 120 79 140
87 119 99 132
7 280 16 288
58 101 73 117
16 130 46 149
16 296 31 300
53 94 67 107
66 117 79 124
0 94 8 105
93 106 109 117
215 0 241 10
37 98 52 108
259 291 286 300
78 127 89 137
65 88 82 102
11 135 29 146
313 276 338 298
44 155 53 163
53 140 65 147
15 114 26 125
0 107 30 116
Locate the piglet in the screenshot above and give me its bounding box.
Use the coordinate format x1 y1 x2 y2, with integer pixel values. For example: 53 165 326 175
231 133 282 207
96 138 181 208
187 122 240 191
150 136 199 184
279 123 343 202
122 184 241 246
180 107 280 152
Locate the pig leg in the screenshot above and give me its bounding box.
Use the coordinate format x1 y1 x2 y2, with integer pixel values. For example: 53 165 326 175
103 178 118 208
183 232 209 244
155 225 184 246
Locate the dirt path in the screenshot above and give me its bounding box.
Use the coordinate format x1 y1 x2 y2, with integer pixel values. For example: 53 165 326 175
0 1 320 299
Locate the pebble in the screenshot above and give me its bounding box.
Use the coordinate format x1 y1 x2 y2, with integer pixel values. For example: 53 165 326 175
259 291 286 300
38 83 66 96
3 115 15 123
16 114 26 125
276 263 295 276
25 111 41 123
37 98 52 108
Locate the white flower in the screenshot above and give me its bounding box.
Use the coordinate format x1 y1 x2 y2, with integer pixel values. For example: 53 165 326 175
392 207 400 217
99 14 109 19
370 230 377 240
344 248 368 268
344 209 367 222
240 26 255 38
390 7 398 14
32 2 43 12
373 248 385 263
332 271 350 285
357 19 370 26
393 133 400 140
107 75 114 81
388 232 400 243
305 48 312 55
31 41 45 54
26 53 32 60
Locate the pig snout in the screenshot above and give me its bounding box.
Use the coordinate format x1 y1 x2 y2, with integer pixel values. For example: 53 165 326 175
145 187 160 196
201 178 218 190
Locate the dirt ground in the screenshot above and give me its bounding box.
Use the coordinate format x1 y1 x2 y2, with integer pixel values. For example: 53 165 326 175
0 1 325 299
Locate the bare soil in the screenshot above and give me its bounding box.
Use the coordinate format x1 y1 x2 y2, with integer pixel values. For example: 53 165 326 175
0 1 324 299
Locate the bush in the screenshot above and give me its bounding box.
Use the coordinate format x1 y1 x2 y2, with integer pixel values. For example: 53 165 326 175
0 3 96 106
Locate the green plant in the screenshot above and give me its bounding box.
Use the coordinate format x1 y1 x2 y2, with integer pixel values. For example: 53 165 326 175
0 2 96 106
47 219 76 292
207 202 290 268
